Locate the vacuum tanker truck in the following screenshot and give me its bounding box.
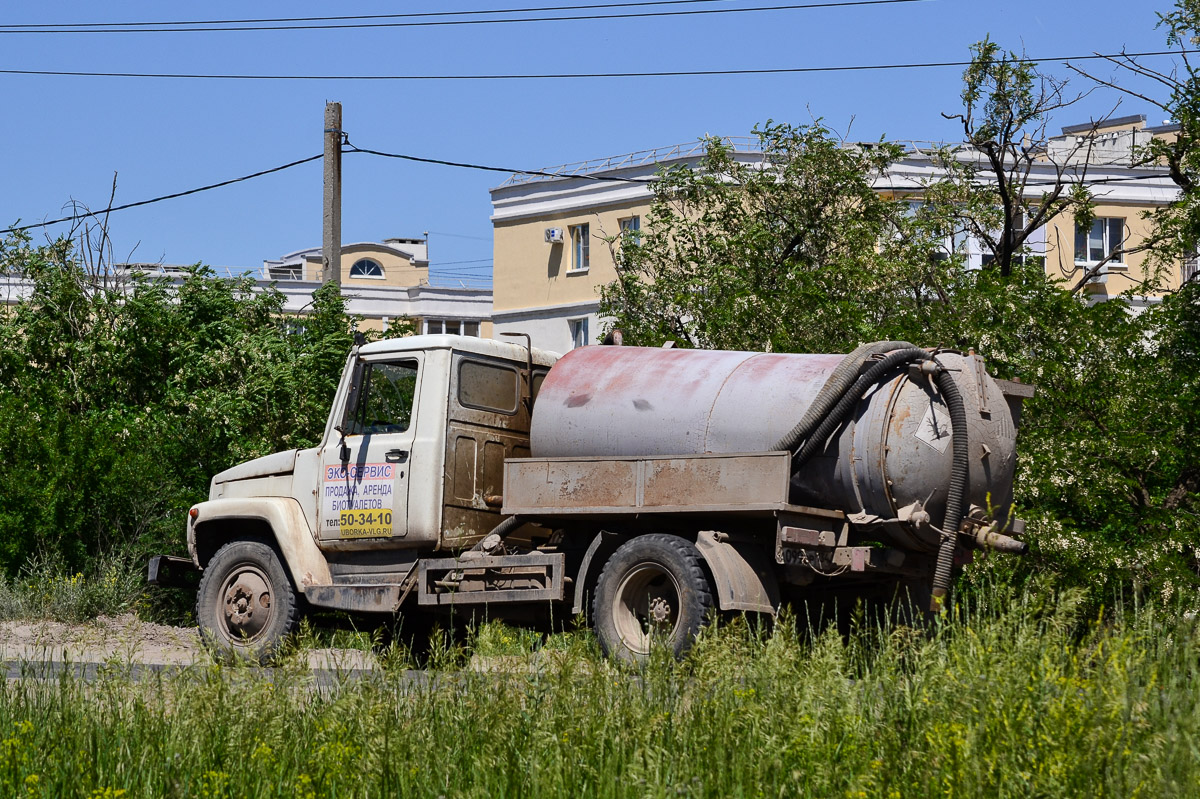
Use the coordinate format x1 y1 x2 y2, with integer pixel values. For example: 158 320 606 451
149 334 1033 663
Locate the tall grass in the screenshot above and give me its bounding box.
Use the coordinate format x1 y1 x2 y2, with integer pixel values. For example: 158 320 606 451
0 552 145 623
1 582 1197 798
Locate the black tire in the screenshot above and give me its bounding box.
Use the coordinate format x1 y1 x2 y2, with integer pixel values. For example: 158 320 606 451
196 540 300 664
592 534 714 663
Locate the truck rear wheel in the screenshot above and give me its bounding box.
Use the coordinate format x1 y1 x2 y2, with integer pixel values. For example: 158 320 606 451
196 540 300 664
593 534 714 663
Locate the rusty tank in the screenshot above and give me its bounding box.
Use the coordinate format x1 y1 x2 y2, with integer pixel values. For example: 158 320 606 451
530 345 1020 552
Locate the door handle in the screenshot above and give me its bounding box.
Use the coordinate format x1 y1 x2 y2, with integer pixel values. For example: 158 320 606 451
385 449 409 464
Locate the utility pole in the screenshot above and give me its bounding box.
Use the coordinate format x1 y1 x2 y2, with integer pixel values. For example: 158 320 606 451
322 101 342 286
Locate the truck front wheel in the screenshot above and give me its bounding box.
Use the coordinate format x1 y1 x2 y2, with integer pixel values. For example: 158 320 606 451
196 540 300 664
593 534 714 663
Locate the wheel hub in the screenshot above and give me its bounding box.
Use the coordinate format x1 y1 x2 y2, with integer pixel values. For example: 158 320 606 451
612 562 682 656
220 567 272 641
647 595 673 624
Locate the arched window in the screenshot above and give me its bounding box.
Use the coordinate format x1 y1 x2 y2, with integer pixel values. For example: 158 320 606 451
350 258 384 278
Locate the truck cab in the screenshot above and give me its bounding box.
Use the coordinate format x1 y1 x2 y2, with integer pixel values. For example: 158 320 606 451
176 335 557 660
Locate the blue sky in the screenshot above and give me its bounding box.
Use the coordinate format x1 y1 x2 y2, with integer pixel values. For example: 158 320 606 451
0 1 1177 286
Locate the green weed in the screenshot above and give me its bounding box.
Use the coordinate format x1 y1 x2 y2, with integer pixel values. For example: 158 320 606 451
0 551 144 623
1 583 1196 798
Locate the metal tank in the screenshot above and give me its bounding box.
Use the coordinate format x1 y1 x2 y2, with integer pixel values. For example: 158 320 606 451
530 346 1020 552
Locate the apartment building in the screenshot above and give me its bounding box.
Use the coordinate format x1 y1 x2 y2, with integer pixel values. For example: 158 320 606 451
262 237 492 336
489 140 764 354
1044 115 1189 300
0 236 493 337
883 114 1183 309
489 117 1184 352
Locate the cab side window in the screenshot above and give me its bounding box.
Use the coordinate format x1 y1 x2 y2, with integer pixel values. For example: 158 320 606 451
350 360 418 434
458 359 520 415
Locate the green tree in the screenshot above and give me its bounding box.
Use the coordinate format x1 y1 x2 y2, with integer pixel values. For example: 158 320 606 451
932 38 1101 281
599 121 920 353
598 40 1200 603
918 36 1200 600
1068 0 1200 283
0 231 363 571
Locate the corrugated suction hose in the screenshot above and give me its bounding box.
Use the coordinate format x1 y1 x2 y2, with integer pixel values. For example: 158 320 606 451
772 341 916 454
779 343 968 614
485 515 524 541
930 367 968 612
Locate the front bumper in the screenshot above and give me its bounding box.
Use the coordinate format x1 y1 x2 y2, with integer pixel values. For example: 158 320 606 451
146 555 201 589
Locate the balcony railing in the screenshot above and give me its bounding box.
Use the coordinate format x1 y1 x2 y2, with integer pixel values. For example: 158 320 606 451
106 264 493 291
499 136 764 186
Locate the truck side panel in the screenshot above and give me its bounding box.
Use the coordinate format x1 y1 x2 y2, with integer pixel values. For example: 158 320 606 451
502 452 792 518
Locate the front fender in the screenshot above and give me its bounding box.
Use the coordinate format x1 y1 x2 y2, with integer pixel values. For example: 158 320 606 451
187 497 332 588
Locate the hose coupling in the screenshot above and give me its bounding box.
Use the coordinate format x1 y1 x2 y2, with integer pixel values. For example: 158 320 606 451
972 527 1029 555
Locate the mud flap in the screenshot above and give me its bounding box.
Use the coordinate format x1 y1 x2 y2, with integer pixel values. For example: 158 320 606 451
694 531 779 615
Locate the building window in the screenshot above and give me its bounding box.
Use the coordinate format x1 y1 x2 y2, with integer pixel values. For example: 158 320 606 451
975 209 1046 269
904 200 972 264
619 215 641 245
569 317 589 349
569 224 590 272
1075 218 1125 265
350 258 385 278
425 319 480 337
1183 252 1199 285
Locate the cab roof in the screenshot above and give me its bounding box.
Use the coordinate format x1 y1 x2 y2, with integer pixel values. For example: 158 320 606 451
357 334 559 367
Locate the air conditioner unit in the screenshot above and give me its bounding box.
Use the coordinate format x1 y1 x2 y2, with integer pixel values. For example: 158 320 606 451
544 227 564 244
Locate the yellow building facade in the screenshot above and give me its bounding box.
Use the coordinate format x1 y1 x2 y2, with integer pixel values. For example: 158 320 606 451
490 120 1184 352
489 142 742 353
1040 116 1188 297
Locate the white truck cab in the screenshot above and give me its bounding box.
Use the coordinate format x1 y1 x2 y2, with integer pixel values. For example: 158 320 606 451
210 335 554 550
169 335 557 660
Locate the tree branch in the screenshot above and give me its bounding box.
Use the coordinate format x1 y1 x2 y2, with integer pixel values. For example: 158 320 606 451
1065 63 1171 111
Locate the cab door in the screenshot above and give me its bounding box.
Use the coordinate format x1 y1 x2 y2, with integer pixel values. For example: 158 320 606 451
318 355 421 546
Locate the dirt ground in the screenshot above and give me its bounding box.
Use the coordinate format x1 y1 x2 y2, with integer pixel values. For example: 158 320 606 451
0 614 376 670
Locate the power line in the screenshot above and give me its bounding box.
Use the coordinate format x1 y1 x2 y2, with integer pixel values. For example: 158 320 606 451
345 141 653 183
1 154 321 235
0 0 830 28
0 1 729 27
1029 173 1179 187
1 49 1194 81
876 174 1178 198
2 140 1179 239
371 140 1178 190
355 140 1181 197
433 258 494 265
0 139 653 238
0 0 924 34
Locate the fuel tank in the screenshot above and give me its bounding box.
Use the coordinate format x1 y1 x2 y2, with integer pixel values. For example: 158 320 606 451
530 346 1019 551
